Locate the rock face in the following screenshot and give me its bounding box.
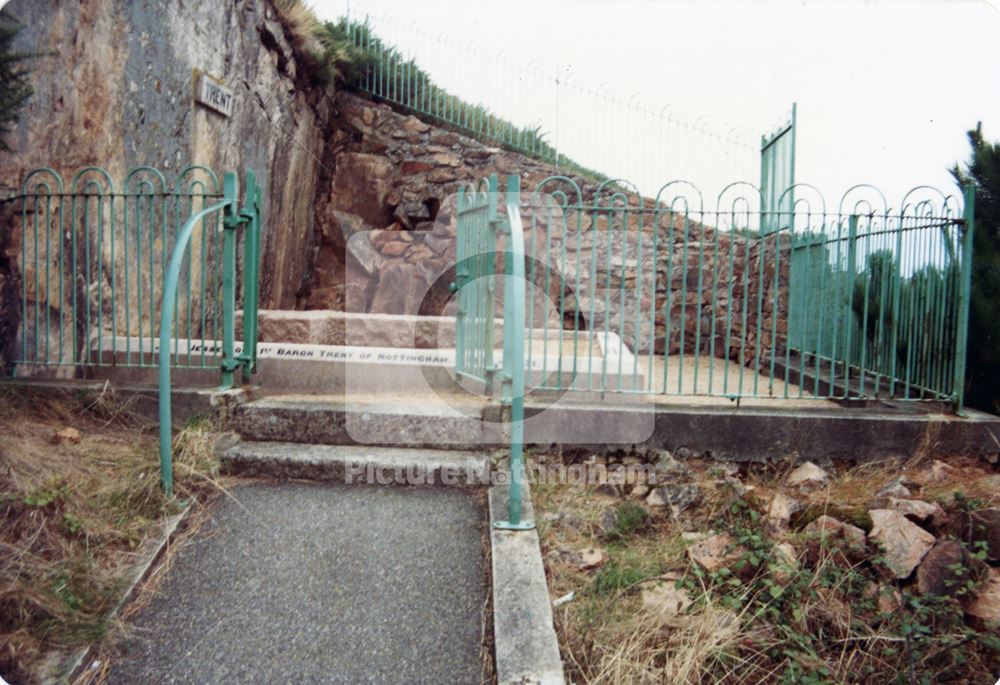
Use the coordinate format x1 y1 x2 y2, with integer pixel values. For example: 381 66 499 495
1 2 791 374
868 509 936 579
2 0 333 312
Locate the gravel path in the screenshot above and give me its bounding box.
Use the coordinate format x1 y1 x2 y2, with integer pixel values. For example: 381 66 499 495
105 481 487 685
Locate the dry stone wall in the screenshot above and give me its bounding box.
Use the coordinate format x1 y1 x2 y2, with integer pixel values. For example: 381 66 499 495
308 92 789 365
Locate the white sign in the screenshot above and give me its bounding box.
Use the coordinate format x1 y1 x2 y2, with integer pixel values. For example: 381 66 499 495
195 72 234 117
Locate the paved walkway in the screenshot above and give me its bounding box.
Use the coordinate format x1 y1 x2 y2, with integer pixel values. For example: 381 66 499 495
107 482 487 685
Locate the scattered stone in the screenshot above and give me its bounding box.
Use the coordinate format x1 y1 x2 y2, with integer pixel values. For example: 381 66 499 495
594 483 620 499
767 492 803 532
916 539 987 596
949 508 1000 562
687 533 742 574
540 511 583 531
646 483 701 515
868 509 936 579
713 461 740 478
550 546 607 571
917 459 959 484
422 233 452 254
552 591 575 608
864 582 903 614
786 462 829 490
883 497 945 525
641 581 692 625
772 542 799 583
577 547 608 571
51 427 81 445
874 478 913 501
597 509 618 536
401 115 430 134
801 515 867 564
966 568 1000 625
629 484 650 501
651 450 693 483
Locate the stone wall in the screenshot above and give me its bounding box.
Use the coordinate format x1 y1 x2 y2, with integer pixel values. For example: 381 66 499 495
306 92 789 364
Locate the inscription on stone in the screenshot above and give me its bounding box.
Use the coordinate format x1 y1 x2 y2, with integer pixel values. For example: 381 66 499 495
195 72 234 117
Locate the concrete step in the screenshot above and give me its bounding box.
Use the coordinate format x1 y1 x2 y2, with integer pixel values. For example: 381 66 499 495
222 441 492 486
230 394 505 448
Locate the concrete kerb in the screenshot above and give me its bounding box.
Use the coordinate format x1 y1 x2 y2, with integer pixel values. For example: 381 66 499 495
489 480 565 685
65 505 191 683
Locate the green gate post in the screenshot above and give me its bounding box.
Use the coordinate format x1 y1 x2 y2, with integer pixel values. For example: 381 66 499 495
953 184 975 415
239 170 261 377
219 173 241 389
495 174 534 531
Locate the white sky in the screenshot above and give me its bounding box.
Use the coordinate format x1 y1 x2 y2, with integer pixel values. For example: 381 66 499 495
314 0 1000 209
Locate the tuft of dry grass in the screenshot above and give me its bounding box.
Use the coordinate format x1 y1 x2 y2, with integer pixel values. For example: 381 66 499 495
0 384 227 685
271 0 322 49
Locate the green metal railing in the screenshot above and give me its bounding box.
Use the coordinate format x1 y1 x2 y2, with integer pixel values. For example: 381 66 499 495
455 173 975 414
158 170 261 497
8 165 239 373
5 165 261 496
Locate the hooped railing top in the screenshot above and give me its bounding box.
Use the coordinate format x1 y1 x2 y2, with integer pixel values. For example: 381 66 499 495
157 170 262 498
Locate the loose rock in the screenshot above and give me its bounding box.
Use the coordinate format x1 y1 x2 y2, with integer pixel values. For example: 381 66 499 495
883 497 945 525
646 483 701 515
51 427 81 445
577 547 608 571
641 581 692 625
767 492 803 532
868 509 936 579
786 462 829 491
801 515 867 564
874 478 913 501
650 450 693 483
687 533 742 574
916 539 986 596
966 568 1000 625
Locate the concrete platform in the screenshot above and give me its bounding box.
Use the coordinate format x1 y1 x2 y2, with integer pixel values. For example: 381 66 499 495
104 481 488 685
229 393 1000 462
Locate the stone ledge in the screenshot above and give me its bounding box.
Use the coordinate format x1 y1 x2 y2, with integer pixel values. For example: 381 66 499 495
221 440 491 486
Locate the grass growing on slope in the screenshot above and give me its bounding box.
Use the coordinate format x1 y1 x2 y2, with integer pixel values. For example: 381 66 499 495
0 385 224 684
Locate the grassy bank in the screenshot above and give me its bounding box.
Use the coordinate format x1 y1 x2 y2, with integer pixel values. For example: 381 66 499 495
0 385 223 684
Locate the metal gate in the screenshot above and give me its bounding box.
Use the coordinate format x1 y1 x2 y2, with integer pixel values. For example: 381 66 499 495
4 165 263 497
453 174 531 530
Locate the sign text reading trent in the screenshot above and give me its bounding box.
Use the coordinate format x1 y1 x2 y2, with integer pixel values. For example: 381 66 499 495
195 73 234 117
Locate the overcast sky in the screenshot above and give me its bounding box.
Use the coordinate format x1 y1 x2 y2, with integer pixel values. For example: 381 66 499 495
315 0 999 209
